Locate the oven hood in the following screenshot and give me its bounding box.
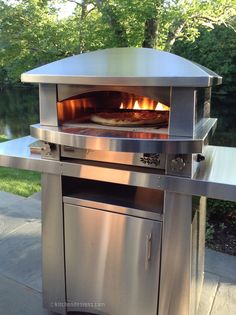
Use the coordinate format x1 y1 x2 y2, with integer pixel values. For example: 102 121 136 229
21 47 222 87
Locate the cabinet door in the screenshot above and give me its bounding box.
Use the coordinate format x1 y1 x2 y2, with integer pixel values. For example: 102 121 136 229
64 204 162 315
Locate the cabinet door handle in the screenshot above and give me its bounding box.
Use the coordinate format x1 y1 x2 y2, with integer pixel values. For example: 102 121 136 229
145 233 152 268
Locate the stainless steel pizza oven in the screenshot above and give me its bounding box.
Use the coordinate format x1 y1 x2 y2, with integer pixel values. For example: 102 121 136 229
0 48 236 315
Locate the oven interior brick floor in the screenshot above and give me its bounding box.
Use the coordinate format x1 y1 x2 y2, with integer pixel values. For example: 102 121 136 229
0 191 235 315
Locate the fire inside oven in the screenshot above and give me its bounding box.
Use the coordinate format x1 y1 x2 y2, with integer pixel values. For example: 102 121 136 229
57 91 170 129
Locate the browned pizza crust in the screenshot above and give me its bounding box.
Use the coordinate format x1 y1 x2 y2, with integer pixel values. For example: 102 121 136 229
90 111 168 126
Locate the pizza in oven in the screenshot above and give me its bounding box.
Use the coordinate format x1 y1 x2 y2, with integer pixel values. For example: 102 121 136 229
90 111 168 126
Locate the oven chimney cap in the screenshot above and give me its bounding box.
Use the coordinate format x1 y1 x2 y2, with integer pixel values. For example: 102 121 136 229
21 47 222 87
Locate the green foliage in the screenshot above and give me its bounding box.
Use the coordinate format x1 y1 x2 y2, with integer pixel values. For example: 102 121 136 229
67 0 236 51
173 23 236 149
0 0 235 84
207 198 236 218
211 132 236 147
206 221 215 241
174 24 236 94
219 222 226 231
0 0 77 83
0 135 41 197
0 166 41 197
207 198 235 248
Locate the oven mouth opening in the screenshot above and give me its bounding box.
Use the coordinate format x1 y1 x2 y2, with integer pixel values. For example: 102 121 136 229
57 91 170 131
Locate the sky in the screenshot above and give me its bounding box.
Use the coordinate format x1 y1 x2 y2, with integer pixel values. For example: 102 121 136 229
4 0 78 19
54 1 77 18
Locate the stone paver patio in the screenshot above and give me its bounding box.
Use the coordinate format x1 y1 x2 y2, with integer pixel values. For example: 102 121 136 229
0 191 235 315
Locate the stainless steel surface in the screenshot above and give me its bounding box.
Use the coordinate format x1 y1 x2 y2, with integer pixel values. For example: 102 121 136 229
61 161 166 190
194 117 217 139
0 136 60 174
21 47 222 87
197 197 206 309
60 146 236 202
63 196 163 221
169 156 186 172
203 88 211 118
41 174 66 314
190 196 206 315
164 146 236 202
191 205 198 315
39 84 58 126
30 119 217 154
64 204 162 315
169 88 196 137
166 177 236 202
159 192 192 315
166 153 193 177
1 138 236 202
168 88 216 177
61 147 166 169
166 118 217 177
195 88 211 122
195 145 236 184
41 142 60 160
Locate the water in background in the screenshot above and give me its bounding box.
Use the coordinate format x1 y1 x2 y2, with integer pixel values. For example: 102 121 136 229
0 87 39 138
0 87 235 146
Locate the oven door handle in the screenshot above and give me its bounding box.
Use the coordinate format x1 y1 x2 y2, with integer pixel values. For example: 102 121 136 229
145 233 152 269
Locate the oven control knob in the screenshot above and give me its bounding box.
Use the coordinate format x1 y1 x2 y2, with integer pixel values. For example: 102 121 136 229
197 154 205 162
41 142 56 155
170 156 186 172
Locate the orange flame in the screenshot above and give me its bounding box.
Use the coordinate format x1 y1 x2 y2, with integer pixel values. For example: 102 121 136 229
133 101 140 110
155 102 170 111
57 93 170 124
119 97 169 111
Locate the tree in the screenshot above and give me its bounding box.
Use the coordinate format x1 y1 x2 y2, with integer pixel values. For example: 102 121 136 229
157 0 236 51
0 0 76 82
62 0 236 51
174 22 236 94
0 0 235 84
173 23 236 148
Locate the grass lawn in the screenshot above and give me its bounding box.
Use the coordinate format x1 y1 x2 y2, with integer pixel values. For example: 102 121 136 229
0 136 41 197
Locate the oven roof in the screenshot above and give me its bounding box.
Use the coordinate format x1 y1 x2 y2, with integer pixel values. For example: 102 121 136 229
21 47 222 87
